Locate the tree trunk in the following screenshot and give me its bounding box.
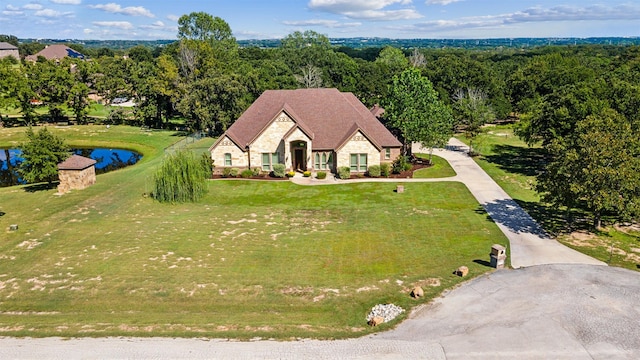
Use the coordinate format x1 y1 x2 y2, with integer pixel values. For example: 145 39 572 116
594 213 602 229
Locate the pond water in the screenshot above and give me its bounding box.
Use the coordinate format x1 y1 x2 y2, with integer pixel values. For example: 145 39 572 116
0 148 142 187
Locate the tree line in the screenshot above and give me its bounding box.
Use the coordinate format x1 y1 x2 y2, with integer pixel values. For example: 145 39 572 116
2 12 640 227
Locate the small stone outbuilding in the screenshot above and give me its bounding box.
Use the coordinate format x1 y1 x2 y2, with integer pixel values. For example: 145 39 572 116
57 155 97 194
0 42 19 61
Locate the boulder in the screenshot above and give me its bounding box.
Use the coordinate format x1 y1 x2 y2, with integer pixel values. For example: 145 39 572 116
368 316 384 326
410 286 424 298
455 266 469 277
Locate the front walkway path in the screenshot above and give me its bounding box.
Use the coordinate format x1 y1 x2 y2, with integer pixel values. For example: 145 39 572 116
293 138 604 268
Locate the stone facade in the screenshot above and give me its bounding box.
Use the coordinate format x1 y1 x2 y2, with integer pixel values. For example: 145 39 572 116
211 135 247 173
336 131 380 172
57 166 96 194
0 42 19 61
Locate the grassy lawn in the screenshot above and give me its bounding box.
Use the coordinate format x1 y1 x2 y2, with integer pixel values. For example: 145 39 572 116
0 125 505 339
413 154 457 178
459 125 640 271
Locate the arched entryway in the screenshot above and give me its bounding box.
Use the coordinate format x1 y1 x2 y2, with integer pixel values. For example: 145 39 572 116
290 141 307 171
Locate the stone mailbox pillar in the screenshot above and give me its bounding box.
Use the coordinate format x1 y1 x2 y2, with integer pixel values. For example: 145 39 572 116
490 244 506 269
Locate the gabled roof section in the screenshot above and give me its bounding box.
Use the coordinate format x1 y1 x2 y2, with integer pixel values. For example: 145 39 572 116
0 42 18 50
26 44 85 61
58 155 96 170
335 124 382 152
209 134 244 152
222 88 401 151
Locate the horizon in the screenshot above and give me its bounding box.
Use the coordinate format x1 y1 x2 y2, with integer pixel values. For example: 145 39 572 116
1 1 639 41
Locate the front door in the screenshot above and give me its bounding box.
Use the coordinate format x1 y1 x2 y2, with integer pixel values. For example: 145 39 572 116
294 148 304 170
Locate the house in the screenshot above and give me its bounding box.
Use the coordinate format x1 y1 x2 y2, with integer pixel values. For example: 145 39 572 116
25 44 85 62
0 42 19 60
209 88 402 174
57 155 97 194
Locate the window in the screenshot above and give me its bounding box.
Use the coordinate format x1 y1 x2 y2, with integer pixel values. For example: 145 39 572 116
262 152 279 171
385 148 391 160
350 153 368 172
224 153 232 166
314 152 332 170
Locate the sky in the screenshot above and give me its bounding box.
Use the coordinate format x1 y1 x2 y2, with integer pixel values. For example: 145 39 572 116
1 0 639 40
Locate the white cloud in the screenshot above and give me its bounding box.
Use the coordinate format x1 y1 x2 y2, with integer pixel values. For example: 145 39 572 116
6 5 21 11
425 0 462 5
139 20 176 31
83 28 94 34
2 10 24 16
90 3 154 18
166 14 180 22
93 20 134 30
283 19 361 28
308 0 421 20
51 0 82 4
400 4 640 33
35 9 72 17
23 4 44 10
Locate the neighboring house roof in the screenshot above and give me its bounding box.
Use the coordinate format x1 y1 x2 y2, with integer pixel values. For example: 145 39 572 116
223 88 401 151
58 155 96 170
0 42 18 50
26 44 85 61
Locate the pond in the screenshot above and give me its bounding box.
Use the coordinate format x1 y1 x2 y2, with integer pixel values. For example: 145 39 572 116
0 148 142 187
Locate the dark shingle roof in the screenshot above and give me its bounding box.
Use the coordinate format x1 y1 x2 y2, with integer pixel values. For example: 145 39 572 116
0 42 18 50
58 155 96 170
26 44 85 61
224 88 401 150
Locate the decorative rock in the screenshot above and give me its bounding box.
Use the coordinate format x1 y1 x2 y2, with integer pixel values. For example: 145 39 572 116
366 303 405 325
9 224 18 231
396 185 404 193
455 266 469 277
368 316 384 326
410 286 424 298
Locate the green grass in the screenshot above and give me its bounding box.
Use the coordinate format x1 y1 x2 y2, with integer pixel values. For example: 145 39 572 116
459 125 640 271
413 154 457 178
0 125 506 339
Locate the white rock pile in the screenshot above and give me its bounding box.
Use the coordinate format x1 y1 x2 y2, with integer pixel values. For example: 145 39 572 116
366 303 405 323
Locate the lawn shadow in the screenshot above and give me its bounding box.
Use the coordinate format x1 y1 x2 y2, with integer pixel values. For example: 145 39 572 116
24 182 57 193
482 144 547 177
476 198 550 238
473 259 492 267
513 199 594 236
0 211 5 217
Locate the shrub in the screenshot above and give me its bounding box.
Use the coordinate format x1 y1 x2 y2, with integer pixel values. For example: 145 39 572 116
241 169 253 178
380 162 391 177
393 156 412 174
230 168 239 177
201 153 213 178
316 171 327 179
337 166 351 180
251 167 261 176
286 170 296 177
222 167 232 178
153 150 208 203
303 170 311 177
272 163 286 178
368 165 381 177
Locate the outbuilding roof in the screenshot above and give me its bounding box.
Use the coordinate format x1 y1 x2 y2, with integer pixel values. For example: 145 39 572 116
26 44 85 61
58 155 96 170
0 42 18 50
222 88 401 151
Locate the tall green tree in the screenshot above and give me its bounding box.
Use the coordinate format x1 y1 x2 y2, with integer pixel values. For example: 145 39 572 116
538 109 640 228
19 127 70 186
453 87 495 154
381 69 454 160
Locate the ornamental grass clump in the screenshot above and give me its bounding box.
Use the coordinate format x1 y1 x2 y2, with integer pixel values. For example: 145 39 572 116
153 150 209 203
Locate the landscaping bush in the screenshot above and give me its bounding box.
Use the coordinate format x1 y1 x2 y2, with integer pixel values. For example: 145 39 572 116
201 153 213 178
380 162 391 177
286 170 296 177
153 150 208 203
303 170 311 177
251 167 261 176
393 156 412 174
241 169 253 178
337 166 351 179
316 171 327 179
222 167 233 178
368 165 381 177
230 168 239 177
272 163 286 178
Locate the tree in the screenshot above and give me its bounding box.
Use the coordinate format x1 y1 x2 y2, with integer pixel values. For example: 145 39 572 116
381 69 454 161
453 87 495 154
537 109 640 228
375 46 409 75
295 64 323 88
19 127 70 186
